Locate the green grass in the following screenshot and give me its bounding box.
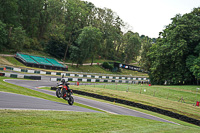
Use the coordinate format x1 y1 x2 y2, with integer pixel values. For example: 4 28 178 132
0 109 200 133
68 64 148 76
0 56 13 66
84 59 120 63
71 84 200 120
3 56 25 67
94 84 200 104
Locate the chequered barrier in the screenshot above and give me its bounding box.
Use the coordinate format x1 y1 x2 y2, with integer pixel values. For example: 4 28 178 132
50 77 149 84
1 66 149 81
0 72 41 80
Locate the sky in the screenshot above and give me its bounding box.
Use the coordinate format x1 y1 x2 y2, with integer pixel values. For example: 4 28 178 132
82 0 200 38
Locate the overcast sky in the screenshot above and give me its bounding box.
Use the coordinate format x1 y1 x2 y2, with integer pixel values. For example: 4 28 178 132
82 0 200 38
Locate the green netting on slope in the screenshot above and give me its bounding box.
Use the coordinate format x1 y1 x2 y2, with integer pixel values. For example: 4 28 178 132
17 53 37 64
30 56 52 66
46 58 64 67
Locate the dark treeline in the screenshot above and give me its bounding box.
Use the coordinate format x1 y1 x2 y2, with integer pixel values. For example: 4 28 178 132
0 0 155 65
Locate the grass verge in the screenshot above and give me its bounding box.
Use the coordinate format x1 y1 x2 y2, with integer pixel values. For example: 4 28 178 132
70 84 200 120
95 84 200 104
3 56 25 66
0 109 200 133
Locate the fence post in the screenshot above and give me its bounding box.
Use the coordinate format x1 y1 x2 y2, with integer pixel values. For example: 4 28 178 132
126 86 129 92
178 96 185 103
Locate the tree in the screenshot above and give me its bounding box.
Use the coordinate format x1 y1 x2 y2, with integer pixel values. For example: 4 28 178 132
76 26 103 65
146 7 200 85
63 0 91 61
69 45 80 66
139 36 154 71
0 0 19 27
18 0 42 38
0 20 7 51
123 31 141 64
186 43 200 83
39 0 65 39
9 26 30 52
92 8 124 60
46 35 66 59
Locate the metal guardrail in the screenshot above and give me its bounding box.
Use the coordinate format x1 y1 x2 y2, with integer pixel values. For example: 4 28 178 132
0 72 41 80
0 65 149 81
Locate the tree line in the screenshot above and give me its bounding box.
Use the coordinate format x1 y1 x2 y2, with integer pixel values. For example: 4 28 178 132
1 0 198 85
0 0 154 65
140 7 200 85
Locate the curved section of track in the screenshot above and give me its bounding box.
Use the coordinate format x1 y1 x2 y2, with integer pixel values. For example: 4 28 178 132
0 91 99 113
4 79 178 124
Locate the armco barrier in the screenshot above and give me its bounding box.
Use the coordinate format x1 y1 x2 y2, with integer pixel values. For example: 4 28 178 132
0 72 41 80
72 89 200 126
1 66 149 82
24 75 41 80
29 76 41 80
50 77 148 84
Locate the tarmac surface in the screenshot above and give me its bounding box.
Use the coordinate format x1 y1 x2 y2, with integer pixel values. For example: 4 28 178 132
0 91 100 113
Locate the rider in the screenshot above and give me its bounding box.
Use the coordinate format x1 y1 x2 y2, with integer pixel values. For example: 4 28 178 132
61 78 72 99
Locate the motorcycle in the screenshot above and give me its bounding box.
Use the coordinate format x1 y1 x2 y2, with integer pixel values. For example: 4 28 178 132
56 78 74 105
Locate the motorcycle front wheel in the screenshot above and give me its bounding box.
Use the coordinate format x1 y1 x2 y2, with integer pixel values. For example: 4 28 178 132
56 88 61 98
68 96 74 105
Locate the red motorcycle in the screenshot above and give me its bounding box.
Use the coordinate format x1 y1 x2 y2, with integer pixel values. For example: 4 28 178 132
56 79 74 105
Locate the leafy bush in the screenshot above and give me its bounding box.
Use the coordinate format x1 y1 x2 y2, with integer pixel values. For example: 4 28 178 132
102 62 109 69
102 62 113 71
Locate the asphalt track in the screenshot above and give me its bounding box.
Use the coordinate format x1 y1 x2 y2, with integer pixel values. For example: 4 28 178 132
0 91 99 113
2 79 178 124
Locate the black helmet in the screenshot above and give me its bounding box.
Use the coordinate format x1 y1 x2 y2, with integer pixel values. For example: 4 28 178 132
61 78 65 83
